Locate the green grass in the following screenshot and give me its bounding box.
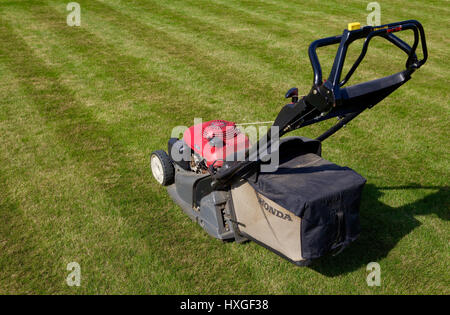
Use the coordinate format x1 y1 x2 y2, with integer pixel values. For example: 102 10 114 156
0 0 448 294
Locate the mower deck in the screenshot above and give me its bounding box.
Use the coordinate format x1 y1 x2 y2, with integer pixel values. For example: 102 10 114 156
166 167 235 241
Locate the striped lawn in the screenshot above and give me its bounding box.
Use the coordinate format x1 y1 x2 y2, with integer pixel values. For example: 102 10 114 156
0 0 448 294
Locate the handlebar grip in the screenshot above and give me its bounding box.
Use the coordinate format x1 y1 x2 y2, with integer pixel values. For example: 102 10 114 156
308 35 341 86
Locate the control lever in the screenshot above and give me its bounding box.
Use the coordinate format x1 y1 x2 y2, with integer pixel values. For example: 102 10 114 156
285 87 299 103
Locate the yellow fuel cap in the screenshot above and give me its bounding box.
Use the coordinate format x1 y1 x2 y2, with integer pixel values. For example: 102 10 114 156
348 22 361 31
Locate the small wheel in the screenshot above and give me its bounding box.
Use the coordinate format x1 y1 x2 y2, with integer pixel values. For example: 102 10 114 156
150 150 174 186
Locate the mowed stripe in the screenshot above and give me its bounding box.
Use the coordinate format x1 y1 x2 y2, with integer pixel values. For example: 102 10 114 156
0 3 292 293
46 0 287 121
0 20 202 293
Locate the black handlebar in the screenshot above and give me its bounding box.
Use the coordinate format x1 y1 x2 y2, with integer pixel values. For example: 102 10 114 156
212 20 428 187
308 20 428 88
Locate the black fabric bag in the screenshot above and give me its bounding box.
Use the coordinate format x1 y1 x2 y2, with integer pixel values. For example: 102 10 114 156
249 137 366 260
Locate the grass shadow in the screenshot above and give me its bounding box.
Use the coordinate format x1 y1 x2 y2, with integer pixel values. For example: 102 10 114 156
311 183 449 276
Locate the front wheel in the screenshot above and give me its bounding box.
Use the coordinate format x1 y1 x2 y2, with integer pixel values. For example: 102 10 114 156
150 150 174 186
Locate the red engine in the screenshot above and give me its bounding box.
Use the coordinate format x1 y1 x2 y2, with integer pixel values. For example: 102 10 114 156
183 120 249 168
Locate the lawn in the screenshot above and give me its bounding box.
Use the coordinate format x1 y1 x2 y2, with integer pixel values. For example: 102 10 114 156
0 0 448 294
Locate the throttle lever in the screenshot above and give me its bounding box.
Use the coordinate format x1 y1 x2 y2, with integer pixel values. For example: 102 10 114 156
285 87 299 103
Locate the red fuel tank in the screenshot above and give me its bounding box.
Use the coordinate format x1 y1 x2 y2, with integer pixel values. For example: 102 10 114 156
183 120 249 167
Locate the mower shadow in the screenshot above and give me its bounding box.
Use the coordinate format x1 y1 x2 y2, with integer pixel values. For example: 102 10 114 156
310 183 449 277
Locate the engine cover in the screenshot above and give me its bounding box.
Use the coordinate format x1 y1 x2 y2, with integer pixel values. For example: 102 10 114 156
183 120 249 167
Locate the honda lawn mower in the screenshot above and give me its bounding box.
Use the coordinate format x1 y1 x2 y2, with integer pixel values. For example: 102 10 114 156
150 20 427 266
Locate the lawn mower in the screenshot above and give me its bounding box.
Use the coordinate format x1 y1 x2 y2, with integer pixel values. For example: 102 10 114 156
150 20 427 266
